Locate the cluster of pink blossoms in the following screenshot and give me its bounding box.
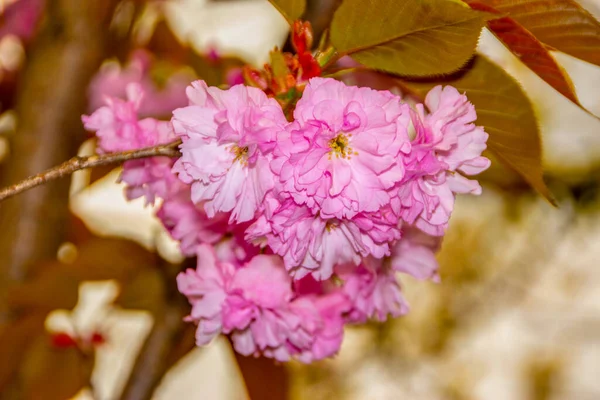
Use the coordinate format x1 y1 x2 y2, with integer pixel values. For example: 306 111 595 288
83 77 489 362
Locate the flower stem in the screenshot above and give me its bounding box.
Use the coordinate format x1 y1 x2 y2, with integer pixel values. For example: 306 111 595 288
0 140 182 202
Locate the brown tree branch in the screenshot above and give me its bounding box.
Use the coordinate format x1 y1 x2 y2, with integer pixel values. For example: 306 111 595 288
0 0 121 320
118 262 194 400
118 303 186 400
0 140 181 202
0 0 121 397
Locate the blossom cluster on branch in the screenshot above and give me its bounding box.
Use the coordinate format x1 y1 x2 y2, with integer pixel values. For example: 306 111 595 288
83 67 489 362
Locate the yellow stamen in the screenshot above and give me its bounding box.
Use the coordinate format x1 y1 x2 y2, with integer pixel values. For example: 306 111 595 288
325 220 337 232
328 133 355 159
230 145 249 165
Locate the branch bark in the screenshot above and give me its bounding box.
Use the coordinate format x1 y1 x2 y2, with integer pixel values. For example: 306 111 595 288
0 141 181 202
118 304 186 400
118 262 195 400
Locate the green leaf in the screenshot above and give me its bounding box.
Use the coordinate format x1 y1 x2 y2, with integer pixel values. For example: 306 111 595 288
470 0 600 66
330 0 490 76
398 56 555 203
268 0 306 24
270 48 291 83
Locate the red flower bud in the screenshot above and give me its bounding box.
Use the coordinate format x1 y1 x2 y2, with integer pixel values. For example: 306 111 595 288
292 21 313 55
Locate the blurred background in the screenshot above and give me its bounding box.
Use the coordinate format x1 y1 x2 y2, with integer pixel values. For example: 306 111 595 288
0 0 600 399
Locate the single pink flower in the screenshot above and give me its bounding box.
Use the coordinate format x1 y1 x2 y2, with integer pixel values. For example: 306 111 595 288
271 77 411 219
220 254 310 361
395 86 490 235
82 83 175 153
288 291 350 363
425 86 490 176
83 83 179 204
177 244 236 346
337 258 409 323
172 80 288 223
88 49 191 119
180 251 349 362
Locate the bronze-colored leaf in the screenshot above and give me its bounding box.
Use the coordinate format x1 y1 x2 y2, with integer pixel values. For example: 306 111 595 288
399 56 555 203
468 1 580 105
268 0 306 24
330 0 490 76
20 336 94 400
474 0 600 66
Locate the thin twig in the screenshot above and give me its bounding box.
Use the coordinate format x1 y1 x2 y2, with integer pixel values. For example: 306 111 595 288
0 140 182 202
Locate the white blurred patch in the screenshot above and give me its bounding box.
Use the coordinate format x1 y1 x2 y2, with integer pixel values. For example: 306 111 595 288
0 0 19 12
70 167 162 249
0 34 25 71
165 0 289 67
153 337 248 400
69 140 184 264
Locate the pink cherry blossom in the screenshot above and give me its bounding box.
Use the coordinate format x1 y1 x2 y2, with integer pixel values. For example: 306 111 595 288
157 183 260 259
83 83 179 204
82 83 175 153
179 250 349 362
337 258 409 323
119 157 179 205
287 291 349 363
157 190 229 256
425 86 490 176
88 49 191 119
224 256 348 362
172 80 288 223
271 77 411 219
391 225 441 282
84 72 490 364
246 197 400 281
177 244 236 346
213 233 261 265
394 86 490 235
